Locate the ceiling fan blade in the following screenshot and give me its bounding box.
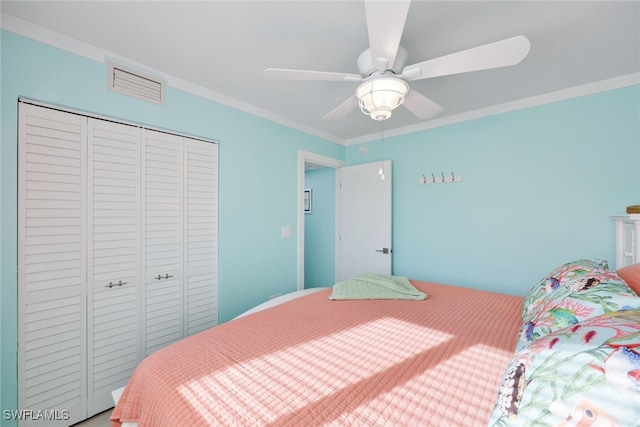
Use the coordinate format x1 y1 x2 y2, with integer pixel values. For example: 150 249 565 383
402 90 444 120
264 68 362 82
365 0 411 71
323 95 359 121
401 35 531 81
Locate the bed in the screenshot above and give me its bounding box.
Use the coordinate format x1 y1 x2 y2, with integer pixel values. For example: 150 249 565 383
111 262 640 427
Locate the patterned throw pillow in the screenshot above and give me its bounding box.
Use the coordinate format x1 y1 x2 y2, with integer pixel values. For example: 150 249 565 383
515 269 639 351
521 259 610 323
489 309 640 427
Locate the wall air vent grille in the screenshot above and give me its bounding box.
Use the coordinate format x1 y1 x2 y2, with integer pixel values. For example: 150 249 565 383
108 62 165 105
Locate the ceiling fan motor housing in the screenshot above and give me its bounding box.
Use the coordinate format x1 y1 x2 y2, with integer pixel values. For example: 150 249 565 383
357 46 409 77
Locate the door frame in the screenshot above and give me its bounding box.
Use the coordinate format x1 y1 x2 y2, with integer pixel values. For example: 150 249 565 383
297 150 344 290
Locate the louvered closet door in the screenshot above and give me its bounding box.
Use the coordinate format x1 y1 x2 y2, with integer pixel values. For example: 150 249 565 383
18 104 88 426
86 119 141 416
142 129 184 356
184 139 218 335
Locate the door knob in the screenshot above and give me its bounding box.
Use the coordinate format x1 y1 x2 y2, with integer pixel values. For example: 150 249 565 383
375 248 391 254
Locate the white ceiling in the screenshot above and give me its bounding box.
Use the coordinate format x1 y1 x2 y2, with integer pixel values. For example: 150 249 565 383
2 1 639 144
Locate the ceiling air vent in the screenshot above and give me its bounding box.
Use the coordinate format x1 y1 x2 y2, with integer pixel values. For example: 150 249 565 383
107 62 165 105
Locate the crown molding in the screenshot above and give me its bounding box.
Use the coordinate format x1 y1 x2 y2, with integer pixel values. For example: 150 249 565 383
3 13 637 148
345 72 640 145
1 13 345 145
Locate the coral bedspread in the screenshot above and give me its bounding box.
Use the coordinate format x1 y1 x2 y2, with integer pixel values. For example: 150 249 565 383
111 281 522 426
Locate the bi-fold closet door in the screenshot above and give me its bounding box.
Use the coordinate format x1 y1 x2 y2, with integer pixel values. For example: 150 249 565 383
141 129 219 355
86 118 142 416
18 103 218 426
18 104 89 427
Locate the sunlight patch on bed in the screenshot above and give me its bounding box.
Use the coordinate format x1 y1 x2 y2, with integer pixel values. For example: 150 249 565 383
327 344 513 426
178 317 452 425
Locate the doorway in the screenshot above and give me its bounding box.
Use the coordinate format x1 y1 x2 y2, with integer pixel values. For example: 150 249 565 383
297 151 343 290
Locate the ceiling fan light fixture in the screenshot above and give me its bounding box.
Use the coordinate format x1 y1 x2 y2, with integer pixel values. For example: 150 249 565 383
356 76 409 121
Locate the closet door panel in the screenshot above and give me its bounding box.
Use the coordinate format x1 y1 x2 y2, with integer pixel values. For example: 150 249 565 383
184 139 218 335
18 104 87 426
87 119 141 416
19 103 219 425
142 129 184 356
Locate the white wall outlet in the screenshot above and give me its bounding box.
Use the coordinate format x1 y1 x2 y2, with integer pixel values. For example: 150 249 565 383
281 226 292 239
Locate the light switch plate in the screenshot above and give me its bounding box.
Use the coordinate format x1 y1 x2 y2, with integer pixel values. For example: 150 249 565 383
281 226 292 239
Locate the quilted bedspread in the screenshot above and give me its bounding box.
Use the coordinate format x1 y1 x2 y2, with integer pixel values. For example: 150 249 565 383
111 281 522 426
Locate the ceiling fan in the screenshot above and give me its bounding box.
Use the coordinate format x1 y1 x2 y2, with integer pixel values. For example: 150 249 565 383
264 0 530 122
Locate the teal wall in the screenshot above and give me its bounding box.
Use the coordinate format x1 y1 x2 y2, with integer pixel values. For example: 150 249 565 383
304 168 336 287
0 31 344 422
1 27 639 424
346 85 640 295
0 28 4 420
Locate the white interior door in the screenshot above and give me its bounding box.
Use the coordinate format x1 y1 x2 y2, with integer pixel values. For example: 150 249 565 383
335 161 392 281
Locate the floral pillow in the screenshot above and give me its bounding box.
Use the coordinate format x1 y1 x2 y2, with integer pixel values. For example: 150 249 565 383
489 309 640 426
521 259 610 323
516 270 639 351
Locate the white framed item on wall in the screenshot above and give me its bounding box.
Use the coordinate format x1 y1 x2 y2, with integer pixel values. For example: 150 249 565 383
304 189 312 214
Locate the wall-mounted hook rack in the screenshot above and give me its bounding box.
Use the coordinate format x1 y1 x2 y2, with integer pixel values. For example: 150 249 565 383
419 171 463 185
